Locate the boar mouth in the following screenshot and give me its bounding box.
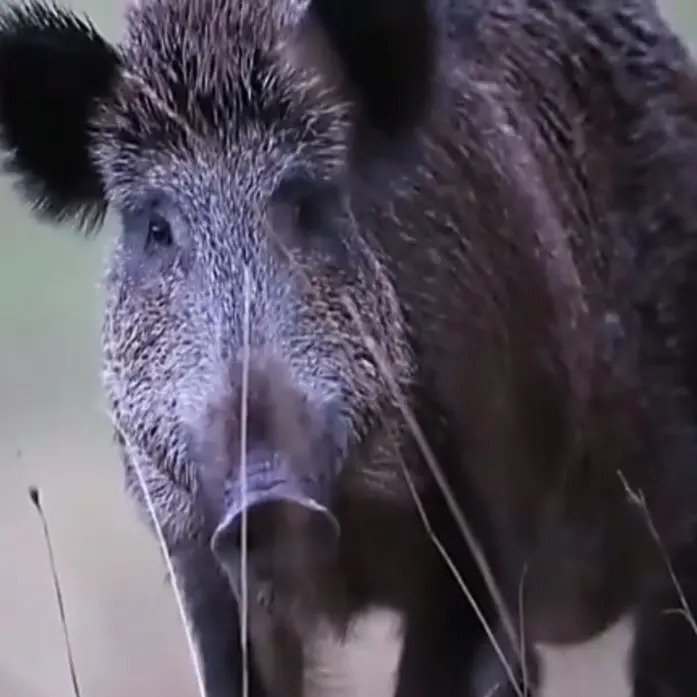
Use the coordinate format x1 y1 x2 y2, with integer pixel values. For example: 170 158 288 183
210 448 340 595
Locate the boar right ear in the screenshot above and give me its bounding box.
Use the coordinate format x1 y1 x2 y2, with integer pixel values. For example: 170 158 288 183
0 1 121 231
309 0 436 140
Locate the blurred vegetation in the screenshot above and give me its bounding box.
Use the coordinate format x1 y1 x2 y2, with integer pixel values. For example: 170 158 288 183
0 1 695 696
0 3 200 696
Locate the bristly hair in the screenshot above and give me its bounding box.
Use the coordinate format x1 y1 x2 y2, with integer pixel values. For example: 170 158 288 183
93 0 354 197
108 0 339 153
109 0 435 158
0 0 436 231
0 0 121 233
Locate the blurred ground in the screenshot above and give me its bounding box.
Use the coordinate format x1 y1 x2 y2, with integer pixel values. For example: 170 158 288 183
0 1 695 696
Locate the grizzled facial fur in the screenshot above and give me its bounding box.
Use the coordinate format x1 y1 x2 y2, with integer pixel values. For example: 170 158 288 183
0 0 429 604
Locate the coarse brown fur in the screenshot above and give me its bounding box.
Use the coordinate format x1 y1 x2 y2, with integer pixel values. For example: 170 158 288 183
3 0 697 696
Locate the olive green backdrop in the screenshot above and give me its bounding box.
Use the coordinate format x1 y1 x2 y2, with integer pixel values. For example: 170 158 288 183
0 2 695 696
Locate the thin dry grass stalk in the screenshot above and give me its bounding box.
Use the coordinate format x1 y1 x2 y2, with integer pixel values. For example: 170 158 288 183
108 415 207 697
239 265 252 697
340 295 526 697
617 470 697 637
28 486 82 697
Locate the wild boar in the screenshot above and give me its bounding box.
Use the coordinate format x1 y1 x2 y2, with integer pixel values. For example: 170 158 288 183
2 0 697 696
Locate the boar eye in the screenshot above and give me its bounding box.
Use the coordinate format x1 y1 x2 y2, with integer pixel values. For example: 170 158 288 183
293 188 326 232
146 211 174 249
274 175 336 234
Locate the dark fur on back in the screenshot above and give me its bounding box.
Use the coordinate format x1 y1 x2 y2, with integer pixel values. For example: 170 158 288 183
3 1 697 696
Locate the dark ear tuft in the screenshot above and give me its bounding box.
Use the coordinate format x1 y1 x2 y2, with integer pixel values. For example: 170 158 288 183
0 1 121 232
310 0 436 139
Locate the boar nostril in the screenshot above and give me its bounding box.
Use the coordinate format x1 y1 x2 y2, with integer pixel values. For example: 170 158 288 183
221 501 277 557
211 496 340 577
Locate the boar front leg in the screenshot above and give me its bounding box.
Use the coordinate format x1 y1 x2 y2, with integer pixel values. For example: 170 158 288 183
392 537 537 697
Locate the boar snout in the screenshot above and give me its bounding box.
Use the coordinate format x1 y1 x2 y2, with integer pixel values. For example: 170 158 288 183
210 450 340 590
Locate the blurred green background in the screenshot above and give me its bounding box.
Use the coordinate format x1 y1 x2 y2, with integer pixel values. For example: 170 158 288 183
0 2 696 697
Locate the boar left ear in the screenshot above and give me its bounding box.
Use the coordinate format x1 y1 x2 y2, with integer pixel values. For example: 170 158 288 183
0 1 121 231
309 0 437 140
